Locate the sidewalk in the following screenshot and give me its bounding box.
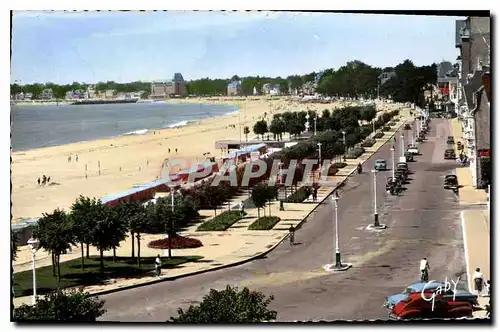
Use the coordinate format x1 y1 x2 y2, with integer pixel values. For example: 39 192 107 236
461 207 490 318
449 119 488 205
13 106 413 307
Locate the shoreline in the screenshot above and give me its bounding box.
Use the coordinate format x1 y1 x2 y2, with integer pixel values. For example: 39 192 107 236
11 97 396 224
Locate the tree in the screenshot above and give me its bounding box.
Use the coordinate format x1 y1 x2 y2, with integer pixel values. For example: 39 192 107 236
243 126 250 144
268 117 286 141
13 289 106 321
253 120 268 140
89 205 126 273
70 196 101 269
114 200 148 259
251 183 269 218
34 209 74 281
169 285 277 323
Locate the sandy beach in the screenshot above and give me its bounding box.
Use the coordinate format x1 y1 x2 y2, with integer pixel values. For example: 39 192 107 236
11 97 396 223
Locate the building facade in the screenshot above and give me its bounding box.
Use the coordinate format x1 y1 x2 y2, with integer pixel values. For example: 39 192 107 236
150 73 187 98
453 16 490 188
227 81 242 96
262 83 281 96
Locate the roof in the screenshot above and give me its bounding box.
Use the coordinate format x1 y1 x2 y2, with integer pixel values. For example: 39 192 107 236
228 81 242 88
101 177 170 204
224 143 266 158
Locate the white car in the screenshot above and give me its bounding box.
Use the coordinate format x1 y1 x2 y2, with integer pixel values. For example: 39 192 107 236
407 145 420 155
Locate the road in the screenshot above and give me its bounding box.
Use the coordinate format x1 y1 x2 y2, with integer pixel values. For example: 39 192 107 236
100 118 466 322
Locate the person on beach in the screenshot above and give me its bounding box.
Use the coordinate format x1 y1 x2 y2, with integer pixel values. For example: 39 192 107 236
168 148 171 153
155 254 162 277
37 177 40 186
42 175 47 186
68 156 71 163
175 148 178 153
47 176 51 184
76 155 79 162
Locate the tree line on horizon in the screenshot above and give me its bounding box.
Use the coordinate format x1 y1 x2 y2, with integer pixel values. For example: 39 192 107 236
11 59 437 107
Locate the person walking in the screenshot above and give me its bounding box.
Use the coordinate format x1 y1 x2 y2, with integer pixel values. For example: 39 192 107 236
288 224 296 246
76 155 79 162
47 176 51 184
473 268 486 296
420 257 430 282
155 254 162 277
312 187 318 202
37 177 40 186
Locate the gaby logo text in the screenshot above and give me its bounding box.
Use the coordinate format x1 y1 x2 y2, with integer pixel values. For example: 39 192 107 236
421 277 460 311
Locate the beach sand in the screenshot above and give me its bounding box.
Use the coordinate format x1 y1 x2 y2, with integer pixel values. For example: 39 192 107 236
11 97 398 223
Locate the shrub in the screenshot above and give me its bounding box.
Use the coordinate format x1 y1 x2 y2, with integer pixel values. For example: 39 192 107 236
248 216 281 230
361 138 376 148
383 126 391 131
388 121 397 126
328 167 338 176
197 210 243 231
285 186 311 203
346 147 365 159
332 162 347 169
373 132 384 139
147 236 203 249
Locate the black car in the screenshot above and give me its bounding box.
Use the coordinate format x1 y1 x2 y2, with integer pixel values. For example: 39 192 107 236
446 136 455 144
397 162 409 174
405 152 414 162
444 175 458 189
404 124 412 130
395 170 407 182
386 177 399 190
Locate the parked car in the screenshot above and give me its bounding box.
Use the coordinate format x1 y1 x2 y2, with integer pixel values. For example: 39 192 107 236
389 293 474 320
447 136 455 144
444 149 456 159
404 152 414 162
397 162 409 174
374 159 387 171
394 169 407 182
384 281 478 310
407 145 420 155
386 177 398 190
444 175 459 189
404 124 412 130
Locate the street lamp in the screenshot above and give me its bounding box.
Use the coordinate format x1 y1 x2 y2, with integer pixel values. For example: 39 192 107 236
317 142 322 168
313 114 317 136
369 170 387 230
305 114 310 133
342 130 347 160
27 237 40 305
279 162 285 211
168 189 182 258
372 119 376 134
391 147 396 180
324 196 351 272
400 134 405 160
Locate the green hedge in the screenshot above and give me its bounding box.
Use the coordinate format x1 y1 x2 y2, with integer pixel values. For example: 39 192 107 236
285 186 310 203
388 121 397 126
373 132 384 139
383 126 391 131
346 147 365 159
197 210 243 231
248 216 281 230
332 162 347 169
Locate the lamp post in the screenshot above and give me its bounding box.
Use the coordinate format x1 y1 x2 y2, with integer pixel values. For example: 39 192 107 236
279 162 285 211
305 114 310 133
314 114 317 136
317 142 322 168
27 237 40 305
391 147 396 180
369 170 387 230
400 134 405 160
342 130 347 160
324 196 352 272
168 189 182 258
372 119 376 134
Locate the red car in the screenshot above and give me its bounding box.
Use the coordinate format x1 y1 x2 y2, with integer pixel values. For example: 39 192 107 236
390 292 473 320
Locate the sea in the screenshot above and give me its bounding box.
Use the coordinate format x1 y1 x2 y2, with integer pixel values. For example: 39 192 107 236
10 101 239 151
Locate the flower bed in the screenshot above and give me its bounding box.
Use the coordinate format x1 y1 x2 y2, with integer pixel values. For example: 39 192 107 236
196 210 243 231
361 138 376 148
373 132 385 139
332 162 347 169
148 236 203 249
285 186 310 203
248 216 281 230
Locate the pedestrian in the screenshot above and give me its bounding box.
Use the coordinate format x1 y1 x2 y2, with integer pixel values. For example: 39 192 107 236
119 166 122 171
42 175 47 186
98 161 101 168
175 148 178 153
288 224 296 245
68 155 71 163
239 201 245 216
37 177 40 186
155 254 162 277
147 160 149 166
76 155 79 162
313 187 318 202
473 268 486 296
85 173 88 179
47 176 51 184
85 164 88 172
168 148 171 153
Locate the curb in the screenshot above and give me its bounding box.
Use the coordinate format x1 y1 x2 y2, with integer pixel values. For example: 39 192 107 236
460 211 473 292
88 111 410 297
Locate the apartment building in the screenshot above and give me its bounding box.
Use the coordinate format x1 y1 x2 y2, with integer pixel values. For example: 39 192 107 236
150 73 187 98
227 81 242 96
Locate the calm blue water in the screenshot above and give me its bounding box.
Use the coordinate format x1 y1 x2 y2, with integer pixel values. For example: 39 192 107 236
11 102 238 151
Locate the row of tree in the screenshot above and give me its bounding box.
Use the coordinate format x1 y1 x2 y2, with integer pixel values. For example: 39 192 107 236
11 59 438 107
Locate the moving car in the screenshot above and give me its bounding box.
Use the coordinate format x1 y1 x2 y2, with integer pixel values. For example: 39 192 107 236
444 149 456 159
407 145 420 155
444 175 459 189
447 136 455 144
384 281 478 310
374 159 387 171
389 293 474 320
404 151 414 162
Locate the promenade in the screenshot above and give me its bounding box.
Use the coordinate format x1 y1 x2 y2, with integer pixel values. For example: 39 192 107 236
450 118 490 318
13 107 413 308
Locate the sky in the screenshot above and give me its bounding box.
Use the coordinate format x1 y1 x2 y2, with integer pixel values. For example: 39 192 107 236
11 11 464 84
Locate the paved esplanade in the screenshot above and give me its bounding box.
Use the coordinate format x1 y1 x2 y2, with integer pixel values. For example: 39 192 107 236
100 119 466 322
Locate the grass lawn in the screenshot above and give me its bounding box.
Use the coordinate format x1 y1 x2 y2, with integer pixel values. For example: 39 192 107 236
196 210 243 231
13 255 203 298
248 216 281 230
